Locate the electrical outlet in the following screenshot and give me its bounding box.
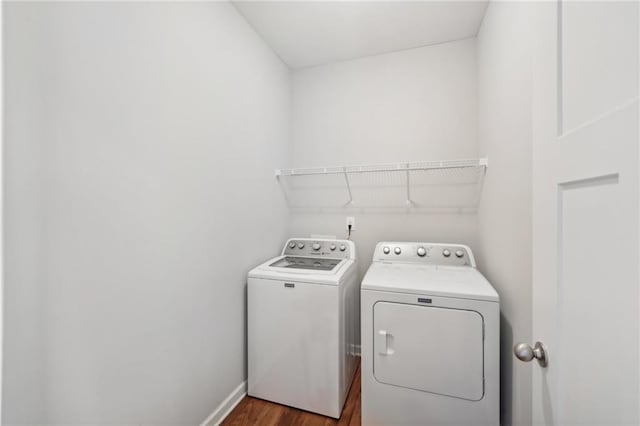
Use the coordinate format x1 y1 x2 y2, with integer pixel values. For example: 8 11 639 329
346 216 355 230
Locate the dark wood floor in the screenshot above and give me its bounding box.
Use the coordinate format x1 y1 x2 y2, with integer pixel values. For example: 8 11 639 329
222 363 361 426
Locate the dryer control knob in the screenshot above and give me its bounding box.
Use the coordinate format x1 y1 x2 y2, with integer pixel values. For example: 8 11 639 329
442 249 451 257
383 246 390 254
330 244 337 251
417 247 427 257
394 247 402 255
297 242 305 249
312 243 321 251
288 242 296 249
339 244 346 252
455 250 464 258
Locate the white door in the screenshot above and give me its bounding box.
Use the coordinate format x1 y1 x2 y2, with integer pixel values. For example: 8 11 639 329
529 1 639 425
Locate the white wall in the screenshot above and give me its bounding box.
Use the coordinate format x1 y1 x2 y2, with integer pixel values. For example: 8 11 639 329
289 39 478 279
476 3 533 426
3 2 290 424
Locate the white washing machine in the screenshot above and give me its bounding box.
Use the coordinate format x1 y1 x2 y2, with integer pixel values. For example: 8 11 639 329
248 238 359 418
361 242 500 426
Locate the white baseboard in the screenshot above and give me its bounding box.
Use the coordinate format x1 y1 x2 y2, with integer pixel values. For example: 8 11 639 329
200 381 247 426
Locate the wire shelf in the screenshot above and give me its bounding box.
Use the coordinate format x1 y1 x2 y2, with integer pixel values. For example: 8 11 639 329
275 158 488 177
276 158 488 209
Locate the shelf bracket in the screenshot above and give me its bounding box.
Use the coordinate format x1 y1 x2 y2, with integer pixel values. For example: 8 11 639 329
405 163 412 205
343 167 354 204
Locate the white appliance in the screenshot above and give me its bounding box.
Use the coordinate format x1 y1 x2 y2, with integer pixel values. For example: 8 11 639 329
248 238 359 418
361 242 500 426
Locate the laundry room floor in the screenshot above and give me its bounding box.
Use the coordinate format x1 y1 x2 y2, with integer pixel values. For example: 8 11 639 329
222 362 361 426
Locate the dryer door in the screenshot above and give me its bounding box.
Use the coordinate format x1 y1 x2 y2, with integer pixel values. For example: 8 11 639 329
373 302 484 401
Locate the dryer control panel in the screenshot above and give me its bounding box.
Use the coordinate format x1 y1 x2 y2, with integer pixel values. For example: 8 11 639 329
372 242 475 267
282 238 355 260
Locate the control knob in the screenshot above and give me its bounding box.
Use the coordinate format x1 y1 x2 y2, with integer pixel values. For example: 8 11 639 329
288 242 296 249
330 244 336 251
383 246 390 254
417 246 427 257
297 242 305 249
442 249 451 257
339 244 346 252
455 250 464 258
394 247 401 255
312 243 321 251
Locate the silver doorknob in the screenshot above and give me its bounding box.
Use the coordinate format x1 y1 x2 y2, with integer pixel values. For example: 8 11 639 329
513 341 548 368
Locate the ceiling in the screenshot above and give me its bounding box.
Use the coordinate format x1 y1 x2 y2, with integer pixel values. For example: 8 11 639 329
232 1 489 69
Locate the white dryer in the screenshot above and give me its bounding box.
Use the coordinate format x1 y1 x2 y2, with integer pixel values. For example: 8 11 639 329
361 242 499 426
248 238 359 418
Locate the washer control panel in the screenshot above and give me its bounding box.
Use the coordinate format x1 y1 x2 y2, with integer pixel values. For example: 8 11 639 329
282 238 355 259
373 242 475 267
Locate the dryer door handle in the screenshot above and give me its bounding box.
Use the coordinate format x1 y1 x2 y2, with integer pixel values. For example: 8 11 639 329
376 330 394 355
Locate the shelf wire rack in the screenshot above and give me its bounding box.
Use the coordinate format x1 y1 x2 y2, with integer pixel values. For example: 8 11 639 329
275 158 488 208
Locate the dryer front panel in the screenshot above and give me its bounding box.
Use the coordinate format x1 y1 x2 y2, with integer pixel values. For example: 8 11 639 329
373 302 484 401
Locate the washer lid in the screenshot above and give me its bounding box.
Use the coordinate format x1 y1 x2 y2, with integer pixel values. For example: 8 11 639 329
269 256 341 272
362 263 499 302
248 257 354 286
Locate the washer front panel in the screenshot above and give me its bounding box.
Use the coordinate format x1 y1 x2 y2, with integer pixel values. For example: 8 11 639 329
248 277 340 417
